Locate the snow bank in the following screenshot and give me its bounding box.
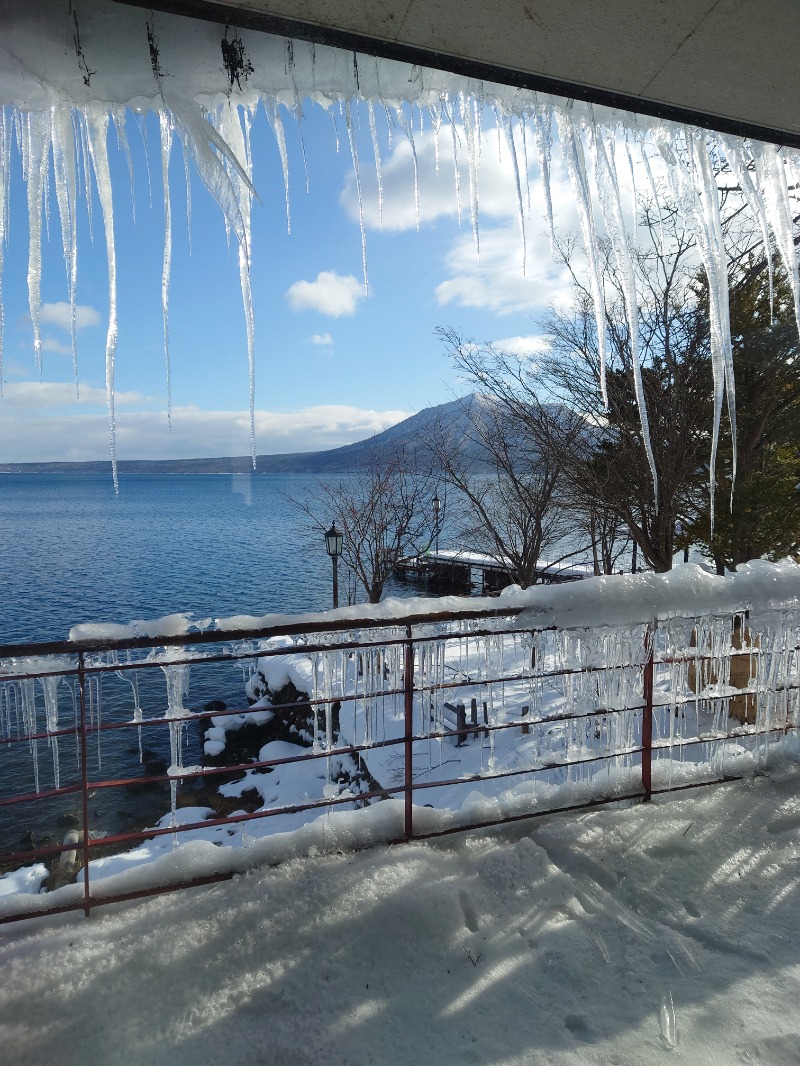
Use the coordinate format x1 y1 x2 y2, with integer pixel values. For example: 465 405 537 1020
1 761 799 1066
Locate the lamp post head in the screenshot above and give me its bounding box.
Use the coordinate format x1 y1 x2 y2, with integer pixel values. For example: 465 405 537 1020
324 523 343 558
433 494 441 515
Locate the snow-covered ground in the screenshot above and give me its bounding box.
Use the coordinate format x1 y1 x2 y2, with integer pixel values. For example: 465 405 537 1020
1 751 798 1066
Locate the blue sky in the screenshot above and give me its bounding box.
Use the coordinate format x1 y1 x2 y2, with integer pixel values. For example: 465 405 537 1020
1 101 581 462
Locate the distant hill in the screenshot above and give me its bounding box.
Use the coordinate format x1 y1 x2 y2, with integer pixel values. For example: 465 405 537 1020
0 396 483 476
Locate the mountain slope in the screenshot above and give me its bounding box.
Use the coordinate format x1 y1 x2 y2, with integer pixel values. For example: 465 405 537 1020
0 396 480 476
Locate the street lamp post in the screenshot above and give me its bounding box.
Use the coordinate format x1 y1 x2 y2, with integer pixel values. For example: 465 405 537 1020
324 523 343 608
433 493 441 557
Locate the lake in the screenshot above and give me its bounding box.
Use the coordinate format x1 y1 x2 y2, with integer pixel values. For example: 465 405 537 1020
0 471 427 853
0 471 421 647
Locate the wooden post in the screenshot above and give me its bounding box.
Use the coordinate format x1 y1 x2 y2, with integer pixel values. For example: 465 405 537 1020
483 701 489 738
521 704 530 735
470 698 478 739
455 703 467 746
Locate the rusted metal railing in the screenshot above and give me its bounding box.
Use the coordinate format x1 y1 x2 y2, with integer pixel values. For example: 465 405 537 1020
0 602 797 924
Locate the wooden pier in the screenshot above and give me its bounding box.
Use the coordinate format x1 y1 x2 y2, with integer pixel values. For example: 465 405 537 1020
394 549 593 595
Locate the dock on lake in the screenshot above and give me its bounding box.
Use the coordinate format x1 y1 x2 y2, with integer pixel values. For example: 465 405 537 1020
394 548 594 594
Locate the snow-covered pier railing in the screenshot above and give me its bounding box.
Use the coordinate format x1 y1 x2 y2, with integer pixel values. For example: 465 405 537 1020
0 561 799 924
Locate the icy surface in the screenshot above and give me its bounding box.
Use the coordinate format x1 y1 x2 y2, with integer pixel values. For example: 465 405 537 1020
0 1 798 495
0 763 799 1065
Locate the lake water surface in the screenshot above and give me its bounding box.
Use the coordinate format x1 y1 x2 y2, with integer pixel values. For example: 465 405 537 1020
0 471 417 646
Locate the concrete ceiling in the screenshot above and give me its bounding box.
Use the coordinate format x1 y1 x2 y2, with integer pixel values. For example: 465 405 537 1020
121 0 800 148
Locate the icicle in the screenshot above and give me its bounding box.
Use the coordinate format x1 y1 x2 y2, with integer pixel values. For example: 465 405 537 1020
720 136 774 321
690 128 737 519
367 100 383 225
751 141 800 337
112 107 136 223
24 111 50 373
532 99 555 251
624 133 638 244
161 658 190 834
40 673 60 790
134 110 152 209
180 136 192 254
167 91 255 258
51 107 80 392
591 117 658 497
263 99 291 233
500 111 527 276
556 108 608 408
638 131 666 250
21 679 39 793
84 106 120 493
159 110 173 426
77 113 94 240
0 109 9 393
344 100 368 290
459 92 480 258
519 111 532 217
396 105 421 232
447 99 462 225
214 102 256 467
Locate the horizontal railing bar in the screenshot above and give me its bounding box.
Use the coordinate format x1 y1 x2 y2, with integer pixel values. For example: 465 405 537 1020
0 781 83 808
409 745 643 793
1 723 81 746
81 783 405 851
651 724 788 752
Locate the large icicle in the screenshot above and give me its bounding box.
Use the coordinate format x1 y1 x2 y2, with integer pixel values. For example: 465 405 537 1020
83 106 120 493
720 135 774 319
556 108 608 409
0 108 9 391
24 111 50 374
345 100 368 290
460 92 481 259
751 141 800 337
51 107 80 392
500 111 527 276
532 98 556 252
159 110 173 425
591 117 658 498
214 102 256 466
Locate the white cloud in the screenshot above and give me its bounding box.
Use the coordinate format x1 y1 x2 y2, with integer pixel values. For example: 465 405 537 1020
342 123 583 239
0 399 411 462
310 333 334 346
2 381 147 409
342 125 537 232
286 272 364 317
435 223 575 315
341 120 587 316
39 302 101 331
492 335 551 357
41 336 73 354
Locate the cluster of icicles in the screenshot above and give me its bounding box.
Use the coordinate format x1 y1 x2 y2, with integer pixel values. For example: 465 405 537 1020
1 610 798 832
1 4 800 506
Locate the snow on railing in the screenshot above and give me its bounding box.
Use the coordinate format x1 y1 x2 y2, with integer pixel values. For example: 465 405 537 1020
0 562 799 923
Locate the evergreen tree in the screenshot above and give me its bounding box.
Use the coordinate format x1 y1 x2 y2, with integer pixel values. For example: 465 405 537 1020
687 259 800 571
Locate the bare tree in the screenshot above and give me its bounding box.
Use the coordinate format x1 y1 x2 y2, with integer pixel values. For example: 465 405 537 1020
439 211 714 573
426 394 568 588
292 446 437 604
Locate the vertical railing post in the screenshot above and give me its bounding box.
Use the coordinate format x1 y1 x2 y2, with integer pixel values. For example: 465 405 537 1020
642 622 655 802
403 625 414 842
78 652 92 917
